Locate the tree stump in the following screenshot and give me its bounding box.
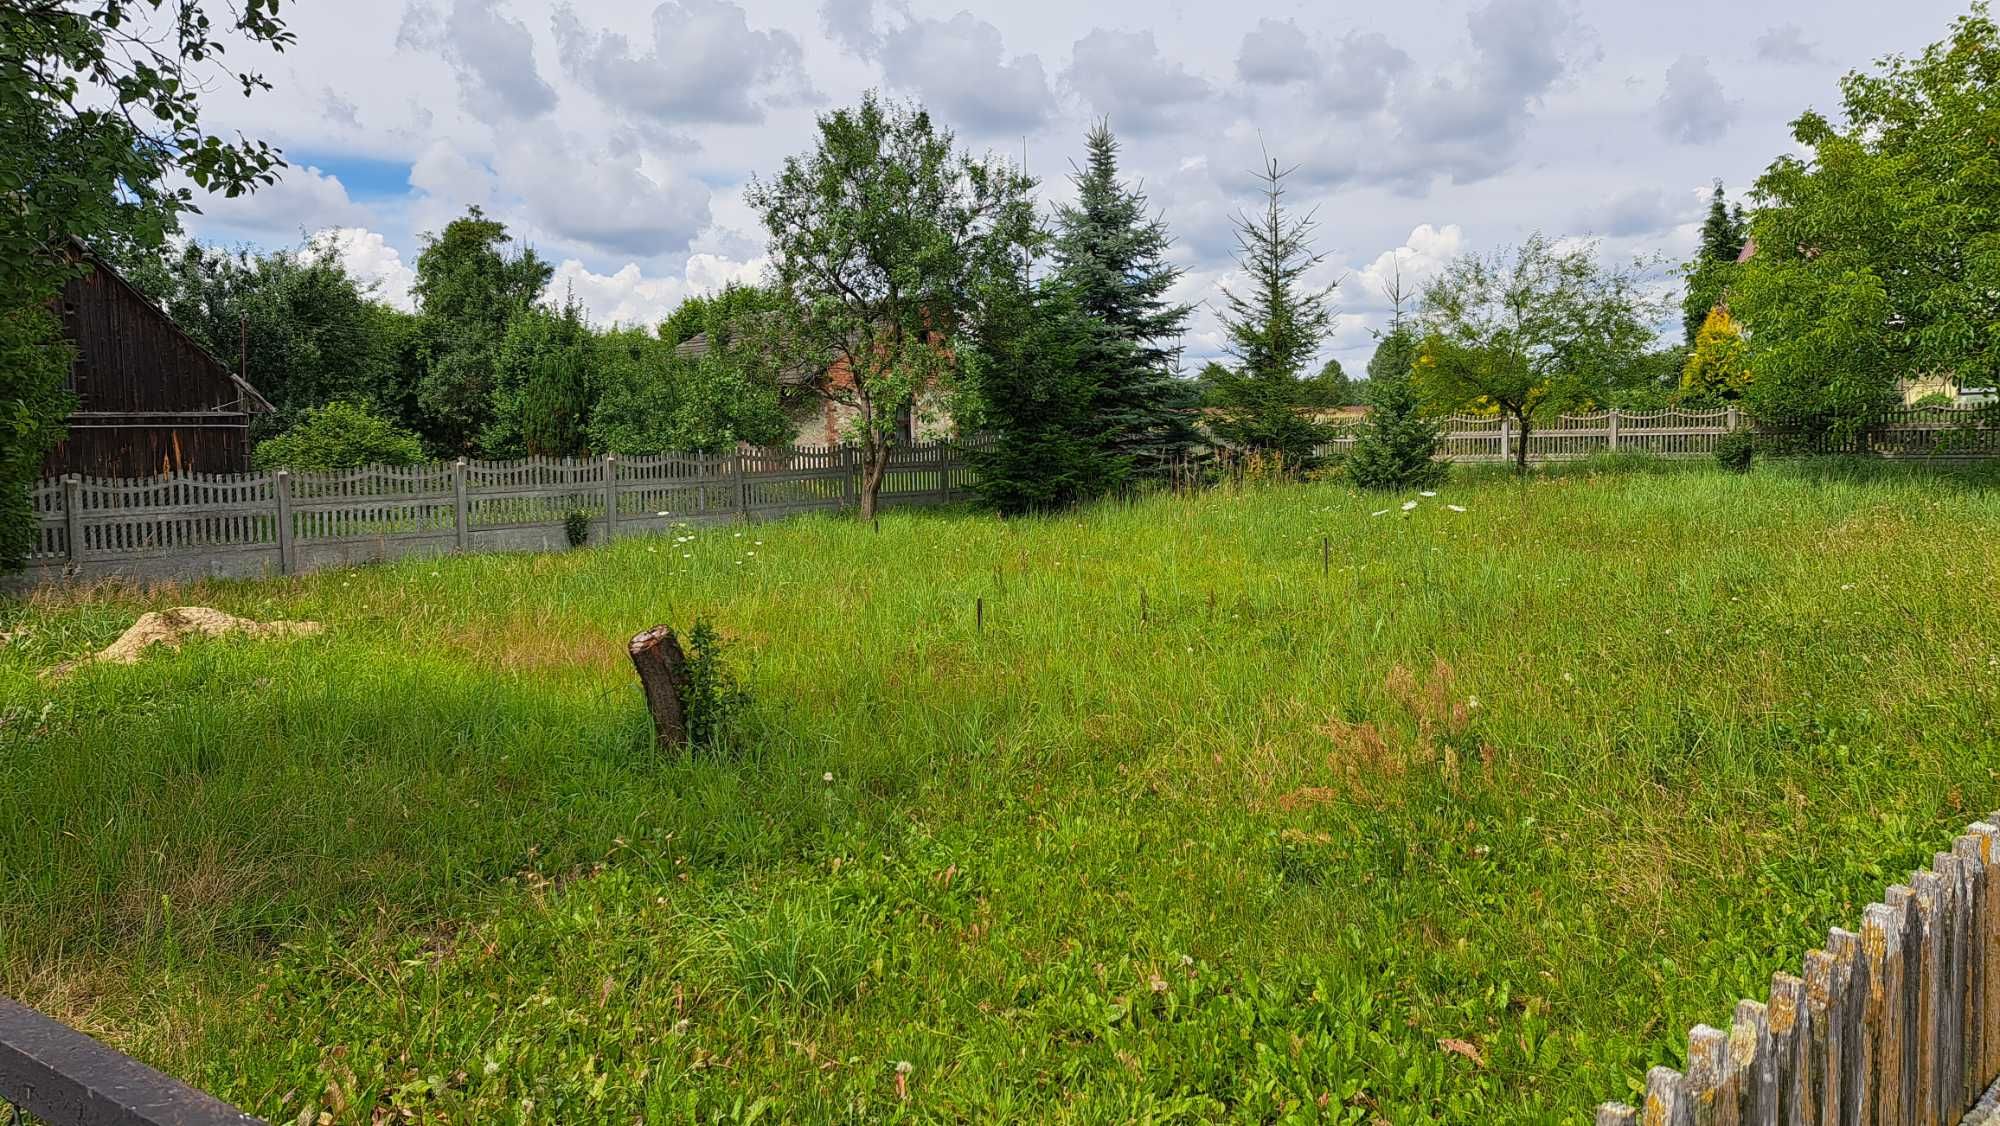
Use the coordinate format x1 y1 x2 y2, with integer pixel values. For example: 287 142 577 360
629 625 690 751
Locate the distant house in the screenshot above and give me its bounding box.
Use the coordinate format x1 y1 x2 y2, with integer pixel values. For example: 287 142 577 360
672 331 954 448
42 245 273 478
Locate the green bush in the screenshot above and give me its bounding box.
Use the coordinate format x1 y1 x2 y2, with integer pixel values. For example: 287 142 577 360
1714 429 1755 474
252 401 426 472
562 508 592 548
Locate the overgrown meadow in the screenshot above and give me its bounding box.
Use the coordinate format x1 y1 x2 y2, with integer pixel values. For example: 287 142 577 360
3 460 1998 1123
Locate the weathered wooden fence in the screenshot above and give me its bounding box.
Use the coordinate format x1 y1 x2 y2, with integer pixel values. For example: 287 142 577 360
1319 404 1999 463
24 440 976 585
1596 816 2000 1126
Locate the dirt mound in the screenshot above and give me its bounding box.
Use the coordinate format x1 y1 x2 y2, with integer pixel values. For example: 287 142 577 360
45 606 322 679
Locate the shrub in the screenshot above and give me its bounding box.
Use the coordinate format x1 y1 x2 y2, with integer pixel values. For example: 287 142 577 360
253 400 425 472
1715 428 1755 474
562 509 592 548
680 618 748 751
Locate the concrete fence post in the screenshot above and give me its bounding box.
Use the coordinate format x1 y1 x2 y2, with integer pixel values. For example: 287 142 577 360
603 453 618 543
734 451 749 518
1607 409 1621 452
1498 418 1513 464
453 458 470 552
62 474 83 569
1728 406 1742 432
274 469 296 575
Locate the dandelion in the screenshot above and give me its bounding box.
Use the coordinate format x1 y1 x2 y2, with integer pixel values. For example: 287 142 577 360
1401 500 1418 511
1447 505 1467 513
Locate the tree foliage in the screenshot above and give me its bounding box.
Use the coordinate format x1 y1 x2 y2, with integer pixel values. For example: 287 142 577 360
969 280 1123 514
1680 182 1748 344
410 207 553 453
746 92 1038 518
483 297 594 458
133 237 409 435
1205 157 1339 468
1051 121 1199 474
1417 233 1661 473
1681 307 1751 403
1731 5 2000 442
588 329 789 456
251 400 425 472
1345 280 1445 490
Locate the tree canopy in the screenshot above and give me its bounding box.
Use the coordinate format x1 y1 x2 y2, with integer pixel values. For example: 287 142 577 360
1731 4 2000 440
1416 233 1661 472
746 91 1038 518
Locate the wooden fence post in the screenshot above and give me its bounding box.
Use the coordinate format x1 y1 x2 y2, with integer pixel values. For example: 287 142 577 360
274 469 296 575
454 458 470 552
1607 409 1621 452
62 474 83 570
603 453 618 543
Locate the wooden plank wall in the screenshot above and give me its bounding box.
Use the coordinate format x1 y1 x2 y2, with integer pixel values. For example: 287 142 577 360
1596 817 2000 1126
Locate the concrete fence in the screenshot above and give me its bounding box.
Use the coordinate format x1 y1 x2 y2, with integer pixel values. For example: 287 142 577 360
1320 404 2000 464
1597 816 2000 1126
25 440 975 585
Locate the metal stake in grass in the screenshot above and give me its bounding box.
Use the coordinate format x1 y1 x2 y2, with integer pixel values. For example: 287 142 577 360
1140 587 1148 624
1322 536 1330 577
976 597 984 633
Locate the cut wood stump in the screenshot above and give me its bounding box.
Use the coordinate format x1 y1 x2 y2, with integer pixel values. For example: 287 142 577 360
629 625 690 751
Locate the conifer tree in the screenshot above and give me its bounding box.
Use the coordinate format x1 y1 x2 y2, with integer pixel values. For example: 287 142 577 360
970 280 1121 514
1053 121 1199 475
1345 276 1446 490
1681 181 1749 343
1206 155 1338 469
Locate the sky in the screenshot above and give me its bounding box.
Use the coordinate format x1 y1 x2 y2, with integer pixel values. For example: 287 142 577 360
177 0 1970 375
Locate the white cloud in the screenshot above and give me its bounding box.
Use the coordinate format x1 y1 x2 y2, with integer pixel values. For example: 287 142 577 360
549 252 767 328
1064 28 1211 135
314 228 418 310
197 165 374 240
1348 224 1466 313
1657 54 1739 144
826 2 1055 135
397 0 557 120
552 0 813 135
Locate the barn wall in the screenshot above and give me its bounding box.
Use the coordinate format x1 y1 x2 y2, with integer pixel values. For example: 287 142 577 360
40 260 255 477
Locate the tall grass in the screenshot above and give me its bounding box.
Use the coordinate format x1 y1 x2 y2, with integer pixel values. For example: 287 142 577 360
2 459 1997 1122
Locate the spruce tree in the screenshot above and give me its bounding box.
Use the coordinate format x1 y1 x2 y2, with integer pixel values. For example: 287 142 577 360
970 280 1121 515
1344 281 1446 490
1681 181 1749 343
1053 121 1199 476
1207 156 1338 469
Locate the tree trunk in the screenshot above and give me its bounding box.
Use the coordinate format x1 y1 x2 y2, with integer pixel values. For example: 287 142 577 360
858 438 889 521
1514 415 1532 475
628 625 690 752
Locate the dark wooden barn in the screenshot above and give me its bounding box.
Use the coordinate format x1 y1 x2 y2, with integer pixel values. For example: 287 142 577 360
40 245 273 479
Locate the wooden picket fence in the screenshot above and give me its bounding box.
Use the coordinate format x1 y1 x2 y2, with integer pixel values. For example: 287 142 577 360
1596 816 2000 1126
22 440 978 585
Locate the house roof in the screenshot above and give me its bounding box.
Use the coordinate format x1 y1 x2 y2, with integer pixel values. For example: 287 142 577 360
1735 236 1758 264
673 331 829 387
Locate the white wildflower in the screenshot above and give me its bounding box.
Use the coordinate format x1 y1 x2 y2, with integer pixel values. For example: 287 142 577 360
823 771 834 783
1401 500 1418 511
1447 505 1467 513
1467 696 1481 710
1420 491 1438 498
895 1061 913 1076
1372 509 1390 517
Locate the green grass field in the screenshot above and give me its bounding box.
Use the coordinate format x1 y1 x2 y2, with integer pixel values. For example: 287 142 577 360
3 458 1998 1123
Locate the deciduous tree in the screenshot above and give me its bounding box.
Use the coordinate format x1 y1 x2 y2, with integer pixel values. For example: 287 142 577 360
1732 6 2000 442
1416 234 1661 474
746 92 1038 519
